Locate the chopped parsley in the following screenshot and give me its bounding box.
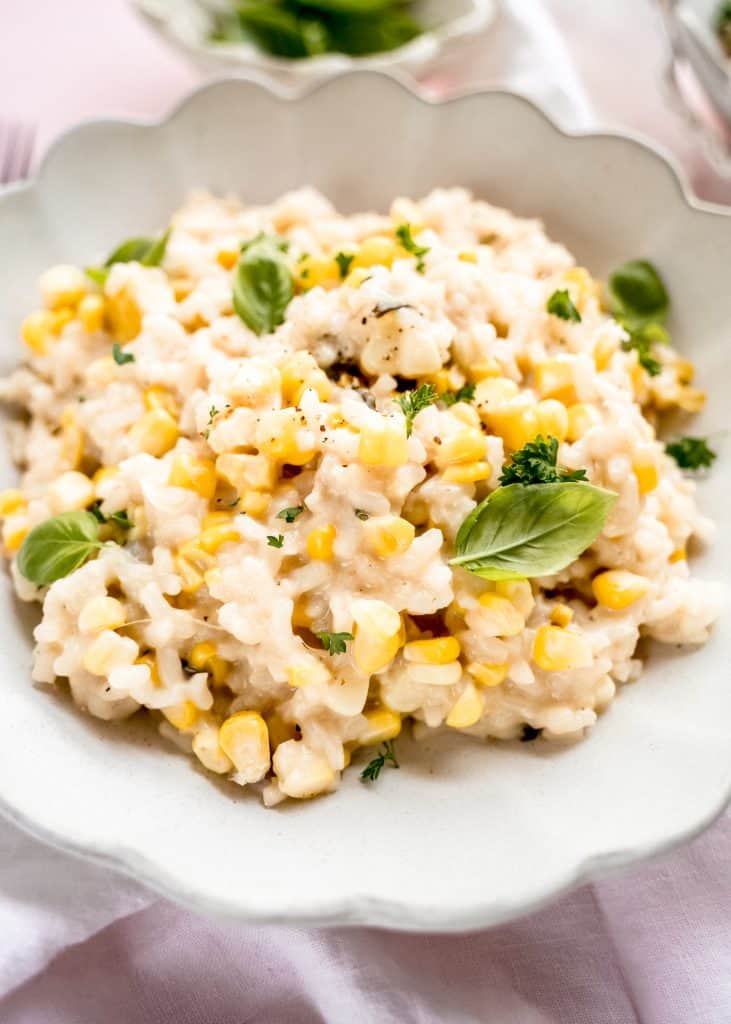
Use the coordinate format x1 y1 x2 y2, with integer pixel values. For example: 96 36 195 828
89 502 133 530
316 631 354 656
276 506 304 523
500 435 588 486
111 342 134 365
334 251 355 278
620 322 665 377
395 382 438 437
360 741 400 782
665 436 717 471
266 534 284 548
546 289 581 322
395 223 429 273
442 383 476 407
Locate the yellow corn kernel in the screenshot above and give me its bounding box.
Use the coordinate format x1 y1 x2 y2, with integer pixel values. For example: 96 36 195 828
442 461 492 484
198 523 240 554
435 428 486 468
669 547 686 564
143 386 179 418
358 420 408 467
77 294 105 333
633 454 659 495
294 255 340 291
566 402 601 441
594 335 617 371
79 596 126 635
286 657 330 689
58 408 84 469
591 569 650 610
216 249 239 270
3 517 29 553
446 682 483 729
280 351 332 404
174 555 205 594
215 453 277 495
443 601 465 634
675 387 706 413
536 399 569 442
48 308 75 335
534 360 577 405
0 490 26 517
39 264 87 310
470 358 502 382
21 311 54 355
478 592 524 637
256 408 316 466
351 599 403 675
265 711 296 751
352 235 398 270
495 578 535 618
467 662 509 688
47 470 95 513
474 376 519 408
203 509 233 528
674 358 695 384
130 409 179 457
484 400 540 451
403 636 461 665
188 641 229 685
273 741 336 799
449 403 481 428
359 707 402 745
192 724 233 774
92 466 119 489
170 278 192 302
550 603 574 627
563 266 599 306
219 711 270 783
168 453 217 499
343 267 371 288
177 539 215 570
291 597 313 628
533 624 592 671
362 515 414 558
458 250 478 264
106 286 142 342
306 523 336 561
240 490 271 518
135 652 161 686
82 631 137 677
162 701 200 732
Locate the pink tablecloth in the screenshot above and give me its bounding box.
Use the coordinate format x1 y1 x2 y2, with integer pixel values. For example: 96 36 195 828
1 2 729 1021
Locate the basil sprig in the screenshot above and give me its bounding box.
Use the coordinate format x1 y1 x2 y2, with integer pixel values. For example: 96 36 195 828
608 260 669 377
17 510 103 586
451 482 616 581
233 234 293 336
86 229 170 287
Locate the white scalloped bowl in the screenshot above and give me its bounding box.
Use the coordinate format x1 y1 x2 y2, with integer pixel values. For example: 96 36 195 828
0 75 729 932
131 0 497 81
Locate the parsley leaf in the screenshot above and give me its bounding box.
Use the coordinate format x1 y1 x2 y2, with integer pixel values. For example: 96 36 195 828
665 436 717 471
395 382 437 437
620 322 666 377
276 506 304 523
267 534 284 548
90 502 133 530
546 289 581 322
500 435 588 486
112 343 135 365
334 251 355 278
442 383 476 407
395 223 429 272
316 631 354 656
360 741 400 782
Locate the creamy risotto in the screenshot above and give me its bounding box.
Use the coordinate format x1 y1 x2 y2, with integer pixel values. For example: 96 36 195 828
0 188 718 805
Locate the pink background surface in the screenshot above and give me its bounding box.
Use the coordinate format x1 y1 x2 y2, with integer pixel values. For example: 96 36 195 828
1 1 730 1021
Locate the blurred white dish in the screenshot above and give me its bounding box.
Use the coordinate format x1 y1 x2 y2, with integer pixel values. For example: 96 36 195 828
0 74 729 931
131 0 496 81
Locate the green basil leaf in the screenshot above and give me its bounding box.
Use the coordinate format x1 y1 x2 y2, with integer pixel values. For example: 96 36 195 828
17 510 102 586
325 10 421 55
235 3 315 58
546 288 581 322
86 229 170 286
233 235 293 335
451 482 616 580
608 260 668 330
112 342 135 365
297 0 396 12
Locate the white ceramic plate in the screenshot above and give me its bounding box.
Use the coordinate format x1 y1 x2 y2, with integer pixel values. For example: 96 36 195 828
0 75 729 932
131 0 496 82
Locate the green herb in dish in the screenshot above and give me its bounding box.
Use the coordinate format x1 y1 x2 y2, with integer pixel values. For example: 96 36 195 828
89 502 133 530
277 505 304 523
441 383 476 407
500 435 588 486
360 740 399 782
395 223 429 272
395 382 438 437
665 436 717 471
111 342 134 365
546 288 581 322
334 251 355 278
715 1 731 56
86 229 170 287
607 259 669 377
267 534 285 548
17 510 104 586
233 233 294 335
316 630 354 656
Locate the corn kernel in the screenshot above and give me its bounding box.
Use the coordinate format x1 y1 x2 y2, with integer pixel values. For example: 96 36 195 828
192 724 233 774
534 359 577 405
39 265 87 310
135 652 161 686
442 461 492 484
449 403 481 429
3 517 29 553
92 466 119 489
351 599 403 675
168 453 217 499
174 555 204 594
21 311 54 355
358 420 408 467
79 596 126 635
78 294 105 333
403 636 461 664
470 358 502 381
566 403 601 441
265 711 297 751
494 578 535 618
59 409 84 469
198 523 240 554
82 631 137 677
240 490 271 518
591 569 650 610
273 740 336 799
286 657 330 689
280 351 331 404
550 603 574 627
343 267 371 288
294 255 340 291
188 641 229 685
474 376 519 408
594 335 617 371
435 428 486 468
48 308 75 335
47 470 95 514
446 682 483 729
106 286 142 342
162 701 200 732
362 515 414 558
352 236 398 269
256 408 316 466
533 625 592 671
669 547 686 563
359 707 402 745
0 490 26 517
478 592 525 637
216 249 239 270
458 250 478 264
129 409 179 457
143 386 179 418
177 540 215 570
536 400 569 442
306 523 336 561
467 662 509 687
215 453 277 495
219 711 270 783
632 453 659 495
291 597 313 628
484 399 540 451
